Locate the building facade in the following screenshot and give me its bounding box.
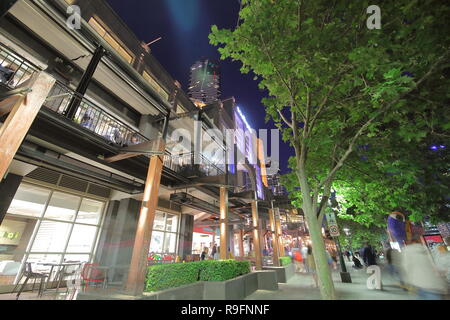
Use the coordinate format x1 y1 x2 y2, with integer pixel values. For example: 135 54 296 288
188 58 221 107
0 0 286 296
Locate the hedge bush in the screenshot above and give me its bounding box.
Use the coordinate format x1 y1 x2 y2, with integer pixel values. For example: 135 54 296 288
279 256 292 266
145 260 251 292
198 260 251 281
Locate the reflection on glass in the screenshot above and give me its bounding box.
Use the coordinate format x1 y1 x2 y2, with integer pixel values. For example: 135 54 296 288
163 233 176 254
165 214 178 233
153 212 165 231
8 185 51 218
31 221 72 253
149 231 164 253
66 225 98 253
63 254 90 265
44 192 80 222
76 199 103 225
26 254 62 275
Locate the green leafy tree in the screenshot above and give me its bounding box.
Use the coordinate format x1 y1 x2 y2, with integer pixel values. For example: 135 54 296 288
210 0 450 299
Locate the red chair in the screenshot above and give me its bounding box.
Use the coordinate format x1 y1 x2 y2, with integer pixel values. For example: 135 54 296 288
80 263 107 290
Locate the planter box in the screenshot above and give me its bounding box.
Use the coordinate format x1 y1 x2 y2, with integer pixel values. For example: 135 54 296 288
203 274 246 300
256 270 279 290
144 282 205 300
263 264 295 283
76 270 278 300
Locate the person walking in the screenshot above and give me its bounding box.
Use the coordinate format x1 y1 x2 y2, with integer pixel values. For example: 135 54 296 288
401 240 448 300
211 244 217 260
344 250 351 262
301 245 309 273
201 247 209 261
307 245 319 288
362 242 377 266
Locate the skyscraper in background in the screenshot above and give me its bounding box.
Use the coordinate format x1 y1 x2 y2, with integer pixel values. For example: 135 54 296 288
188 58 221 107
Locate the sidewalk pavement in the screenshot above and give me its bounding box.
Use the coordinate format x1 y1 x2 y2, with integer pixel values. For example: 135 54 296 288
246 261 425 300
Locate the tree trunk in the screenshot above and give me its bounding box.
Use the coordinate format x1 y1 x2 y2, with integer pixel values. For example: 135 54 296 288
297 171 336 300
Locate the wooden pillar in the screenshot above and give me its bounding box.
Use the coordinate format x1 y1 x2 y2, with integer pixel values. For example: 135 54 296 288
251 200 262 270
219 187 229 260
269 209 280 266
239 229 245 258
274 208 284 257
125 140 165 295
0 72 55 179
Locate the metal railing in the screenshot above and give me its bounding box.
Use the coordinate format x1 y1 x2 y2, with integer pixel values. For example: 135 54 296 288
0 43 39 89
0 42 225 179
163 151 225 177
44 81 148 147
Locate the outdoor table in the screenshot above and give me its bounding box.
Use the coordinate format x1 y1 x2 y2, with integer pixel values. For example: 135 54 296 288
37 262 82 293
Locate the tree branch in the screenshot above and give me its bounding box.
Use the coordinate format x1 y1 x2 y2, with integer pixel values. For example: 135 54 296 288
318 49 449 190
278 109 293 128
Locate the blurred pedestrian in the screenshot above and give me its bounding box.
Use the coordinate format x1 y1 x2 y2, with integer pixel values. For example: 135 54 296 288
344 250 351 262
434 244 450 285
293 248 303 272
352 254 364 269
385 247 405 289
401 240 448 300
307 245 318 288
211 244 217 260
301 245 309 273
362 242 377 266
201 247 209 261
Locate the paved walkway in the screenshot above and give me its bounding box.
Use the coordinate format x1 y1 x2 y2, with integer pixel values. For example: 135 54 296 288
246 261 423 300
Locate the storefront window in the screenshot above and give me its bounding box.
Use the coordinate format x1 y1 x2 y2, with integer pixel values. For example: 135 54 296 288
7 184 50 218
76 199 103 225
149 211 179 255
66 224 98 253
149 231 164 253
44 192 80 222
31 220 72 252
0 183 105 287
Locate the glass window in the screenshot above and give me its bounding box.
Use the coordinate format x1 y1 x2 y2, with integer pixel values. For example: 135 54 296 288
31 221 72 253
88 17 134 64
153 212 165 231
76 199 103 225
149 231 164 253
163 233 177 254
66 225 98 253
165 214 178 233
62 254 90 265
44 192 80 222
8 185 51 218
26 254 63 275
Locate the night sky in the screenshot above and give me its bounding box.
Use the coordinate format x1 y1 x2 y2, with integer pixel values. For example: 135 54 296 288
106 0 294 174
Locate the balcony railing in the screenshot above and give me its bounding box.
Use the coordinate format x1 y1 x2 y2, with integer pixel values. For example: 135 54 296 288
0 43 39 89
0 41 225 179
44 81 148 147
164 152 225 177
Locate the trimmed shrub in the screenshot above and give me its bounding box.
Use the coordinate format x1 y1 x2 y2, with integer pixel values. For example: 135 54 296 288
279 256 292 266
198 260 251 281
145 260 251 292
145 262 200 292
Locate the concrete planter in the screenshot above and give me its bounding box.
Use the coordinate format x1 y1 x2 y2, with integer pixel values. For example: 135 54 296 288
77 270 278 300
263 263 295 283
256 270 279 290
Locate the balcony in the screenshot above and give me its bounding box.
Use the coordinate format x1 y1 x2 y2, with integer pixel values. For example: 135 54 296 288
164 152 225 178
0 41 224 181
0 43 38 89
44 82 147 147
